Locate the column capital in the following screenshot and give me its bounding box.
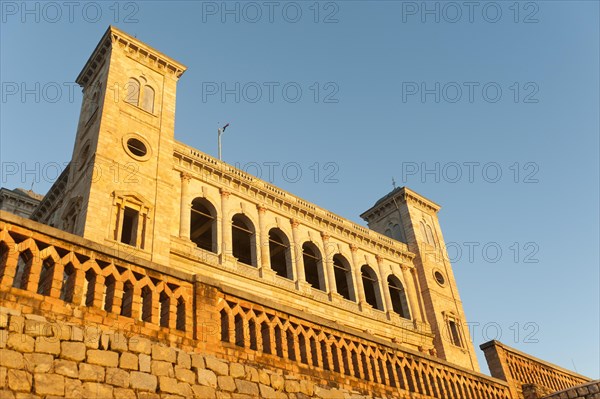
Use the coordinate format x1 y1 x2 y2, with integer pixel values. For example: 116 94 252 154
220 188 231 198
375 255 384 263
400 264 413 272
290 218 300 228
180 172 192 182
349 244 358 252
321 232 330 241
257 205 267 213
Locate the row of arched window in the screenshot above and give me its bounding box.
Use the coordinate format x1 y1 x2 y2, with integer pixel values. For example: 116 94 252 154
190 198 411 319
125 77 155 113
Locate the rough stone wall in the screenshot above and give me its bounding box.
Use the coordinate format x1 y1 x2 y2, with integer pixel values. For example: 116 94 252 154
536 381 600 399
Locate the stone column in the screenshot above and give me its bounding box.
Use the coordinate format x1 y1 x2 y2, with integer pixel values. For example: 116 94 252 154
290 219 310 291
179 172 192 239
257 205 275 279
376 255 394 318
220 189 232 262
350 245 367 309
321 233 337 296
401 264 422 323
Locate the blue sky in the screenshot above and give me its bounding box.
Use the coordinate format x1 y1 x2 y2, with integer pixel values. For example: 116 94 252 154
1 1 598 378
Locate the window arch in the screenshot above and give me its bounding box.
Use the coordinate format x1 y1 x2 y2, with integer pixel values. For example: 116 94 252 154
141 85 155 113
190 198 218 253
388 275 411 319
333 254 354 301
392 223 405 242
268 228 292 279
125 78 140 106
232 214 256 266
361 265 383 310
13 249 33 290
420 220 436 247
302 242 325 291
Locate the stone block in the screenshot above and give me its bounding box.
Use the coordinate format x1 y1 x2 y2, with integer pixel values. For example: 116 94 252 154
114 387 137 399
34 373 65 396
130 371 157 391
60 341 86 361
192 385 216 398
139 353 151 372
0 349 24 369
34 336 60 355
7 369 31 392
197 369 217 388
54 359 78 378
191 354 204 370
177 351 191 369
235 379 259 395
110 332 129 352
87 349 119 367
218 376 236 392
205 356 228 376
64 378 82 399
106 367 130 388
78 363 105 382
119 352 138 370
229 363 245 379
82 382 113 399
151 360 174 377
175 367 196 384
23 353 53 373
128 336 152 354
6 333 34 353
158 376 181 395
152 344 176 363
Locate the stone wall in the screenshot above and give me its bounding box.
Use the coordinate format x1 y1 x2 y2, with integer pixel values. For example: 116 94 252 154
530 381 600 399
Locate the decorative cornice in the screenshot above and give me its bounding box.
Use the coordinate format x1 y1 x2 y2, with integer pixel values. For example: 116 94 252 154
360 187 441 222
76 26 187 87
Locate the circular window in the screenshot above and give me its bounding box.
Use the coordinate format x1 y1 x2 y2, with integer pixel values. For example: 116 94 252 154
434 270 446 286
127 138 147 157
122 134 151 161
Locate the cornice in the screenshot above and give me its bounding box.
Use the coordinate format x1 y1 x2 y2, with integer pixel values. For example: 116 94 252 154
360 187 441 222
172 141 414 263
76 26 187 87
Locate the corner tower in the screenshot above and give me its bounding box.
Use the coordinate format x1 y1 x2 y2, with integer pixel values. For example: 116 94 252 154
361 187 480 371
53 26 186 264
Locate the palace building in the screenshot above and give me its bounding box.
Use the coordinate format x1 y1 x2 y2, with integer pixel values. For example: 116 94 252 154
0 26 594 399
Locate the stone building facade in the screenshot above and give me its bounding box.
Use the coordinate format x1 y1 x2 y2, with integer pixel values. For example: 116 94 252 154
0 188 42 219
0 26 594 398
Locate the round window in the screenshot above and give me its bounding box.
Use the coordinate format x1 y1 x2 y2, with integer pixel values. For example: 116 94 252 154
127 138 147 157
434 271 446 286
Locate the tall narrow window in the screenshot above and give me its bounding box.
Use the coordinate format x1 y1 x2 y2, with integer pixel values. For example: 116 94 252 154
159 292 170 328
0 242 8 279
361 265 383 310
120 282 133 317
59 263 76 303
83 269 96 307
232 214 256 266
448 319 463 347
141 85 155 113
13 250 33 289
333 254 354 301
302 242 324 291
37 258 55 296
176 298 186 332
103 275 116 312
190 198 217 253
220 310 230 342
125 78 140 106
119 207 139 246
141 286 152 323
268 228 292 279
388 275 411 319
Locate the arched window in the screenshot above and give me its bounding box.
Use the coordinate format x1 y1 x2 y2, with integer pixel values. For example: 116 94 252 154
232 214 256 266
141 85 155 113
361 265 383 310
392 224 405 242
190 198 217 253
302 242 325 291
176 298 186 332
103 275 116 312
13 250 33 289
125 78 140 106
333 254 354 301
37 258 55 296
388 275 411 319
420 220 436 247
83 269 96 307
59 263 76 303
159 291 170 328
268 228 292 279
141 286 152 323
120 281 134 317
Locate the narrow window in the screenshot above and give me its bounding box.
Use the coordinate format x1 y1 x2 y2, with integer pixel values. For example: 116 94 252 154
310 338 319 367
449 319 463 347
125 78 140 106
84 269 96 307
176 298 186 331
190 198 217 253
320 341 330 370
103 275 116 312
341 347 350 375
392 224 405 242
388 275 411 319
261 322 271 354
234 314 244 347
0 242 8 278
37 258 55 296
302 242 324 291
351 350 360 378
232 214 256 266
298 334 308 364
159 292 170 328
120 207 139 246
59 263 76 303
220 310 230 342
361 265 383 310
386 360 396 387
274 326 283 357
248 319 257 350
268 228 292 279
286 330 296 361
333 254 354 301
120 282 133 317
141 85 155 113
141 286 152 322
331 346 340 372
13 250 33 289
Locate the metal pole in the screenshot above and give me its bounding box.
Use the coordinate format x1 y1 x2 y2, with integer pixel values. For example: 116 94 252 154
218 128 223 160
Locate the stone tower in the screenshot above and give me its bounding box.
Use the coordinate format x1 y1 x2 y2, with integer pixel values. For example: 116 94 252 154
55 26 186 265
361 187 480 371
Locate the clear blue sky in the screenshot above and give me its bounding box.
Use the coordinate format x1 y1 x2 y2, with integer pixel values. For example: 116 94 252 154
1 1 598 378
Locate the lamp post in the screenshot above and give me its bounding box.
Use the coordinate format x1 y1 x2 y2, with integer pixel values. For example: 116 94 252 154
218 123 230 161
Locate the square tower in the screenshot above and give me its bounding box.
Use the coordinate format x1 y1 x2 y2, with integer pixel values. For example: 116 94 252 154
361 187 480 371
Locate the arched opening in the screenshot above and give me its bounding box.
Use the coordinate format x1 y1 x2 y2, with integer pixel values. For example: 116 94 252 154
120 282 134 317
260 322 271 354
248 319 257 350
0 241 9 278
125 78 140 106
83 269 96 307
268 228 292 279
141 286 152 322
392 223 405 242
220 310 230 342
302 242 325 291
333 254 354 301
159 291 170 328
37 258 55 296
388 275 411 319
190 198 217 253
13 249 33 289
234 314 244 347
103 275 116 312
176 298 186 332
361 265 383 310
232 214 256 266
141 85 155 113
59 263 76 303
